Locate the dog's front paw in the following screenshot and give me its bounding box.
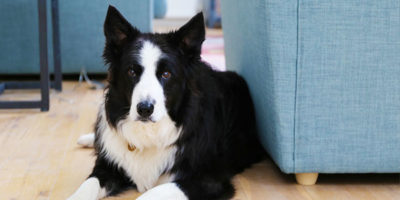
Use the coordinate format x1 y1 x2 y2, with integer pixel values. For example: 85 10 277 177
68 177 104 200
137 183 187 200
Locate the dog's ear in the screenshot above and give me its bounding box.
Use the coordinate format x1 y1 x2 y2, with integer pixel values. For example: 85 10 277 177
104 6 139 45
173 12 205 57
103 6 139 62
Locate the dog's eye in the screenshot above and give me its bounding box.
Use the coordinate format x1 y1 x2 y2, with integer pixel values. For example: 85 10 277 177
128 69 136 77
162 71 171 79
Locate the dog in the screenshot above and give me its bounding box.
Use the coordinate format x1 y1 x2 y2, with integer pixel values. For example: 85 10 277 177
68 6 265 200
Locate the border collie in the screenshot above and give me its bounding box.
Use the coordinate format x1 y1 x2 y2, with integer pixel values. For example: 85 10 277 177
68 6 264 200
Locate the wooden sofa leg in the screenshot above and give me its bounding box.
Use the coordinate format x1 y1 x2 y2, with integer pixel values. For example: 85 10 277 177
295 173 319 185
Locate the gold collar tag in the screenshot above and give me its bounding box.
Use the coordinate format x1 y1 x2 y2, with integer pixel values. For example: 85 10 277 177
127 143 136 151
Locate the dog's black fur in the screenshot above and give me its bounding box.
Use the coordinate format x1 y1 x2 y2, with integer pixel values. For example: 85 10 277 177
89 6 265 200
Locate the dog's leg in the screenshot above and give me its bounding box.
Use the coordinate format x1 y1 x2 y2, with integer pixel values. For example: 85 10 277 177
68 155 134 199
77 133 95 147
137 183 187 200
67 177 106 200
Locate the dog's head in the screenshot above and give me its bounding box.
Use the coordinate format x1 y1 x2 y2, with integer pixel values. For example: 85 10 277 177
103 6 205 127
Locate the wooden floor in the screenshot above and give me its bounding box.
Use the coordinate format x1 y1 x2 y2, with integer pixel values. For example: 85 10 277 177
0 81 399 200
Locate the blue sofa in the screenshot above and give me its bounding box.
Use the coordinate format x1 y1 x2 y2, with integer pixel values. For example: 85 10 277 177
221 0 400 184
0 0 152 74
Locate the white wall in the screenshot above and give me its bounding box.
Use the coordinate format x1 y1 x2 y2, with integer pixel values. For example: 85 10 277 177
165 0 199 18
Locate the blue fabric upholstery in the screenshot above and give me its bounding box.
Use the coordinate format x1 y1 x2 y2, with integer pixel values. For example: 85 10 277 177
221 0 400 173
0 0 152 74
154 0 167 19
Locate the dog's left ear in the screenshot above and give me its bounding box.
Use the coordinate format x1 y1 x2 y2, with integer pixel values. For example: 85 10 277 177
173 12 205 57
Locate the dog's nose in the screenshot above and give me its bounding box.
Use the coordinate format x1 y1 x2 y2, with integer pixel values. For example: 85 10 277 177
137 101 154 118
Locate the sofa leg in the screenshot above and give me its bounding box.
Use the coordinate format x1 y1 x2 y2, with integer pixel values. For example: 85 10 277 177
295 173 319 185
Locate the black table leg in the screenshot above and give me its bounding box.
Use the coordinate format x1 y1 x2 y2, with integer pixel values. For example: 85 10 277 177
52 0 62 91
38 0 50 111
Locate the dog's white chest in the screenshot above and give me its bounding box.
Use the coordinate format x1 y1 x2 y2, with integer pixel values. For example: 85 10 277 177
108 142 175 192
98 114 179 192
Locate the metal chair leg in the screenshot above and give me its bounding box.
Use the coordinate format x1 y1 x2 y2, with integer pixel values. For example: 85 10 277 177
38 0 50 111
0 0 61 111
52 0 62 91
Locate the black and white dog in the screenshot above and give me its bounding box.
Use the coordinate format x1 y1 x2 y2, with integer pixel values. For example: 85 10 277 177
69 6 264 200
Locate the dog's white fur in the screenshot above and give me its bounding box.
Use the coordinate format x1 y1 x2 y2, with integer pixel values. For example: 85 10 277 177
67 177 106 200
77 132 95 147
99 108 180 192
137 183 188 200
130 41 166 122
72 40 186 199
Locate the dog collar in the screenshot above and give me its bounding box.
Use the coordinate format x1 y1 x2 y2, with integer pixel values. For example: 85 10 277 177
127 143 136 151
